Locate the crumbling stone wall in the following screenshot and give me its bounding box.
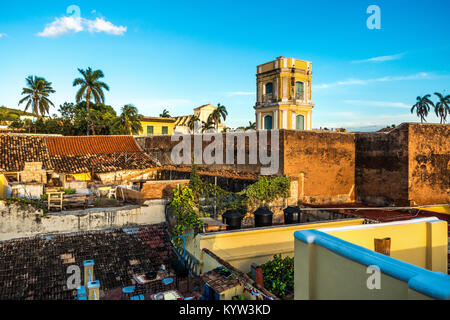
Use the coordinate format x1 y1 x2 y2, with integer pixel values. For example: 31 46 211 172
355 125 409 206
141 180 190 200
282 130 355 204
355 123 449 206
408 124 449 205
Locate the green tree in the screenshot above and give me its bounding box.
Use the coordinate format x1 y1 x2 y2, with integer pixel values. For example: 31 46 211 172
73 67 110 135
208 103 228 131
170 185 204 243
434 92 450 124
18 76 55 125
160 109 171 118
411 95 434 123
114 104 143 135
188 115 200 133
245 121 256 131
201 118 215 133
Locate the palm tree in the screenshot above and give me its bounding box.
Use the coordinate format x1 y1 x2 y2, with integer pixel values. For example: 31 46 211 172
188 115 200 133
160 109 171 118
245 121 256 131
208 103 228 131
434 92 450 124
18 76 55 119
201 119 215 133
116 104 143 135
73 67 110 135
411 95 434 123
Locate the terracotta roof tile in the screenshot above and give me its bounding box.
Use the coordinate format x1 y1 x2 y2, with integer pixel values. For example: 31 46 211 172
0 134 52 172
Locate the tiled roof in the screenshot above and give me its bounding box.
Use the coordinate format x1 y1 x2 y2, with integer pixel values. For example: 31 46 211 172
0 134 52 172
45 136 143 156
0 134 156 174
0 223 175 300
174 115 192 127
45 136 156 174
50 153 155 174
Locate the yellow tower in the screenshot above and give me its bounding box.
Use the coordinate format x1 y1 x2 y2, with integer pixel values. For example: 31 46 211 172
254 56 314 130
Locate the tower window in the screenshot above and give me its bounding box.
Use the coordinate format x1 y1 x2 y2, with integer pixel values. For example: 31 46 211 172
264 115 273 130
296 115 305 130
265 82 273 95
295 82 304 100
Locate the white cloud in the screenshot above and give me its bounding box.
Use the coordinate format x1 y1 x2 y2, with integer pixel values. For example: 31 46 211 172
344 100 411 109
353 53 404 63
0 33 6 38
38 16 127 37
314 72 430 90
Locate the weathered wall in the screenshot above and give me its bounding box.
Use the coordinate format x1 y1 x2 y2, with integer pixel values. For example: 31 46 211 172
408 124 450 205
282 130 355 204
137 130 355 204
141 180 190 200
0 200 166 241
355 123 449 206
355 125 409 206
136 124 449 206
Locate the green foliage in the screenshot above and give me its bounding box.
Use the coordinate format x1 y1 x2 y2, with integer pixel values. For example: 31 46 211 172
5 197 47 215
232 295 245 300
57 188 76 195
170 185 204 244
18 76 55 119
243 176 291 206
261 254 294 298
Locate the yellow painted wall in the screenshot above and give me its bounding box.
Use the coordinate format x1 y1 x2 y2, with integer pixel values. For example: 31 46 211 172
187 219 365 274
419 205 450 215
322 219 448 272
0 174 8 200
139 119 175 136
294 240 434 300
294 218 449 300
71 173 91 181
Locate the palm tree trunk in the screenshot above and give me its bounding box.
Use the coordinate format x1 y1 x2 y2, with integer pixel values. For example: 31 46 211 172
86 88 91 136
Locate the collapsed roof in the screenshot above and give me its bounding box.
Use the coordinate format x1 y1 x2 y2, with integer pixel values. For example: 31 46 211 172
0 134 157 174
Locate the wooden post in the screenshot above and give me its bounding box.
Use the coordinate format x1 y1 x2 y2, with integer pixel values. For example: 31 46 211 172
374 238 391 256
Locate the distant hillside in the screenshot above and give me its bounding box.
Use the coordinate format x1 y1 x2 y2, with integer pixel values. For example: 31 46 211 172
0 106 35 120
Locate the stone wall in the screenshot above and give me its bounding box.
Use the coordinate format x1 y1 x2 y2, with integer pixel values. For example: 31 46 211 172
135 124 449 206
281 130 355 204
408 124 450 205
0 200 167 241
355 125 409 206
355 123 449 206
141 180 190 200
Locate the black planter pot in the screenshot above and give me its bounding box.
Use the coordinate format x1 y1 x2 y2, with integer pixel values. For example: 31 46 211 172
253 207 273 228
283 206 302 224
222 210 243 230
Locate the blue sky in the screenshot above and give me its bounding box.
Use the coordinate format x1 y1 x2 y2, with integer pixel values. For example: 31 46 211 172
0 0 449 130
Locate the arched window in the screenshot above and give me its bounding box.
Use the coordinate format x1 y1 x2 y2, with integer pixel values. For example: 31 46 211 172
265 82 273 95
295 82 304 100
264 115 273 130
296 115 305 130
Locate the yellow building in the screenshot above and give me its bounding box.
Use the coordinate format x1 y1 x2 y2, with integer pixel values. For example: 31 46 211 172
294 217 450 300
139 117 176 136
175 104 227 134
254 56 314 131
